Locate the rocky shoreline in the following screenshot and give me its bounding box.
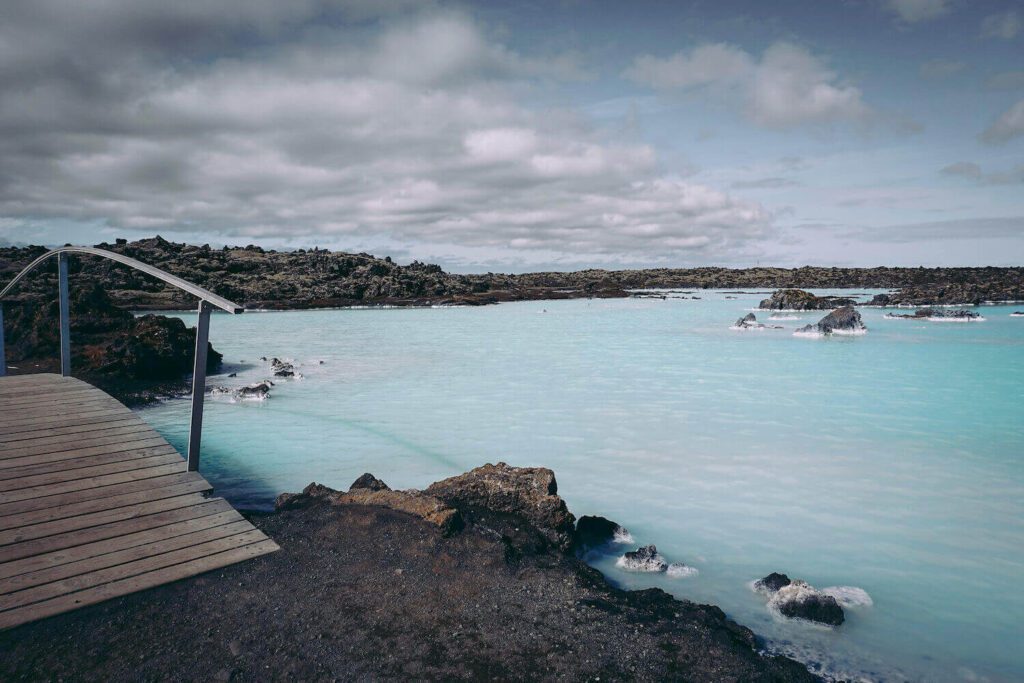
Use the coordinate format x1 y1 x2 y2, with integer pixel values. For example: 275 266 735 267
2 237 1022 311
0 464 819 682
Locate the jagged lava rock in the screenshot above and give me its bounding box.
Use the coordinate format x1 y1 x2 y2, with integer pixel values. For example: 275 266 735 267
754 572 792 593
617 545 668 572
771 581 845 626
796 305 866 335
350 473 390 491
759 288 854 311
274 482 338 511
426 462 576 551
573 515 625 553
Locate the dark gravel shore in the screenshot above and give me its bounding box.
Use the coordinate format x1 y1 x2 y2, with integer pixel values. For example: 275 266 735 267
0 498 816 682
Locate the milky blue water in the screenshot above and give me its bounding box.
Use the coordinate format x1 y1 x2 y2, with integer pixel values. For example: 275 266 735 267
137 291 1024 682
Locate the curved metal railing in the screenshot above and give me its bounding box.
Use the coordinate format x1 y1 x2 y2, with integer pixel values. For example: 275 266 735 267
0 246 244 471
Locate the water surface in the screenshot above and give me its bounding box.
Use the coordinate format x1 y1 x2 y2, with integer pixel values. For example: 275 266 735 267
139 291 1024 682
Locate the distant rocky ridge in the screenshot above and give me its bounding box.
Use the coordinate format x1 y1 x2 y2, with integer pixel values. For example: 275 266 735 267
1 236 1022 310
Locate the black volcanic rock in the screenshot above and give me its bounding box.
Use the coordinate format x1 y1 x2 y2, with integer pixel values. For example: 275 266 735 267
885 308 981 320
754 572 792 593
350 473 391 491
759 289 855 311
796 306 866 335
573 515 624 553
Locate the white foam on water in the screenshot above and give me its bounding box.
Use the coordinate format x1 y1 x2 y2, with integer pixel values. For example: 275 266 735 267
793 329 825 338
615 551 667 572
821 586 873 608
729 325 768 331
612 527 634 544
829 327 868 336
666 563 699 578
926 316 985 322
769 315 800 320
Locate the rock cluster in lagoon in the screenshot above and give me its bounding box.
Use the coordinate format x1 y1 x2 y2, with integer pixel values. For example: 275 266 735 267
1012 311 1024 317
615 544 699 578
759 288 856 311
794 306 867 337
753 573 846 626
884 308 984 321
731 312 782 330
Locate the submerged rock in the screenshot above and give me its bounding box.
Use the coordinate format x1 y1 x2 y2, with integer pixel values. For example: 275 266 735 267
771 581 845 626
754 572 845 626
732 312 782 330
1011 311 1024 317
754 572 792 594
236 382 272 399
759 289 855 311
573 515 627 553
885 308 982 320
270 357 298 378
617 545 668 572
795 305 866 336
426 462 576 551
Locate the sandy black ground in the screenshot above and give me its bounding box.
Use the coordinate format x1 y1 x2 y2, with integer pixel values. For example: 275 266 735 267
0 501 817 682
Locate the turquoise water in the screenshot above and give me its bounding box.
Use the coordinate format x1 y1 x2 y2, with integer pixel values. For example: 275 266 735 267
138 291 1024 682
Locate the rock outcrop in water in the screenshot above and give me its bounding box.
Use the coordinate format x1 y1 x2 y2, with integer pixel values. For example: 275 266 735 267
617 545 669 572
885 308 982 320
753 573 845 626
795 306 866 336
759 289 855 311
733 312 783 330
573 515 627 553
425 462 576 552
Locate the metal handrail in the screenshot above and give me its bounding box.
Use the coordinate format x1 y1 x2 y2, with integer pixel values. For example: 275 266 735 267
0 246 242 313
0 246 243 472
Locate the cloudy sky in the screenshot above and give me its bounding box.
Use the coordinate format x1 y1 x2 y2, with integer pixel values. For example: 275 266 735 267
1 0 1022 271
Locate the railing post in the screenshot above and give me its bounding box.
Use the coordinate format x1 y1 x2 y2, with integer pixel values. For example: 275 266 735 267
58 252 71 377
0 302 6 377
186 301 212 472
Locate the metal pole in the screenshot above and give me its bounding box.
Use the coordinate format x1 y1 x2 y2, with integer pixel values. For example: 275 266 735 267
186 301 212 472
58 252 71 377
0 303 6 377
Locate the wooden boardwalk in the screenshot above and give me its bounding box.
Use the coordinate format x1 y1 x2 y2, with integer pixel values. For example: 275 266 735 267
0 373 278 629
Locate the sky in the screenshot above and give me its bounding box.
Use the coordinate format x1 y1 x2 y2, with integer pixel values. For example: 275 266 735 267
0 0 1022 272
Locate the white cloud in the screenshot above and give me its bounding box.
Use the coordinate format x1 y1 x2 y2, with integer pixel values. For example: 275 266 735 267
625 41 870 128
941 161 1024 185
981 10 1022 40
883 0 951 23
0 5 771 266
980 99 1024 144
623 43 753 90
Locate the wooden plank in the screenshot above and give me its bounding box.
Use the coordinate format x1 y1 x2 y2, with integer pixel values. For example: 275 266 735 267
0 529 270 611
0 493 212 547
0 440 176 479
0 411 141 437
0 452 184 493
0 438 171 471
0 520 256 595
0 411 135 436
0 498 234 563
0 395 127 414
0 386 106 404
0 375 68 390
0 539 279 629
0 446 180 489
0 461 188 505
0 508 240 581
0 472 207 517
0 433 170 465
0 423 155 459
0 405 131 428
0 478 213 532
0 381 85 398
0 416 144 444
